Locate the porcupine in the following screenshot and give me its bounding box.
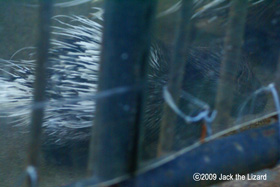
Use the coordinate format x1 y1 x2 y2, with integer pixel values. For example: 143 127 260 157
0 2 270 165
192 0 280 71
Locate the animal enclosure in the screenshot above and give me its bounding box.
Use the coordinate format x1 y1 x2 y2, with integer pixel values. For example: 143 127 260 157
0 0 280 186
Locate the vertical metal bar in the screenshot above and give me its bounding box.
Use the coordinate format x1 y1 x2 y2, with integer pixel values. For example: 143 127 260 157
87 0 157 181
26 0 52 184
214 0 248 131
157 0 193 156
275 51 280 90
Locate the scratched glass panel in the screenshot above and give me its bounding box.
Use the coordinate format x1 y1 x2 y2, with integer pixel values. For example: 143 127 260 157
1 0 280 186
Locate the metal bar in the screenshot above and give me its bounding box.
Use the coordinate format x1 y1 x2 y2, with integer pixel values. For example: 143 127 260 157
214 0 248 131
157 0 194 156
26 0 52 185
87 0 157 181
69 122 279 186
274 51 280 90
119 123 279 186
